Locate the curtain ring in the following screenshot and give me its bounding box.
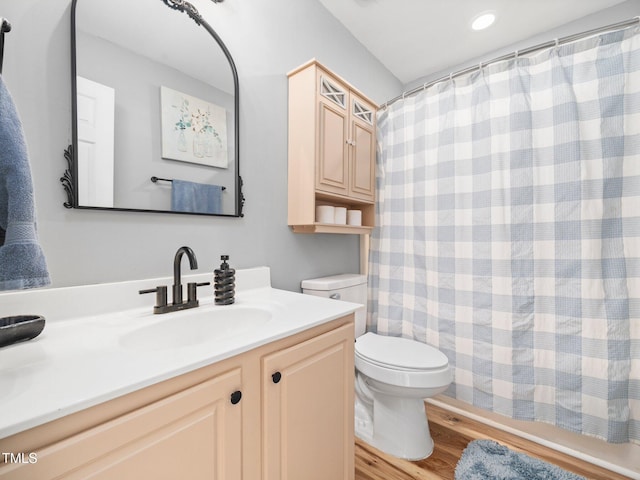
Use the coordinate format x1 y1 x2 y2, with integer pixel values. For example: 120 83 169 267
514 50 519 58
423 82 428 90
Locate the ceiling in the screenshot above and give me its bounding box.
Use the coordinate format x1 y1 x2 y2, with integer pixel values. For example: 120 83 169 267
317 0 629 85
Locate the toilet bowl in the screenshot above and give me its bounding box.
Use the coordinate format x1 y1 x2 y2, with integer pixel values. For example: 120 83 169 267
354 331 452 459
301 274 453 460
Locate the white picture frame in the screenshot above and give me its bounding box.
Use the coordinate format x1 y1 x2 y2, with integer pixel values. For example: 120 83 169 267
160 86 228 168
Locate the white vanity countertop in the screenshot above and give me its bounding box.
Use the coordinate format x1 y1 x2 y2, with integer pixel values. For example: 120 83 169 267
0 267 360 439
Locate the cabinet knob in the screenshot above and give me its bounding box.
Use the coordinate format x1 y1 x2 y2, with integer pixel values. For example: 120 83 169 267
272 372 282 384
230 390 242 405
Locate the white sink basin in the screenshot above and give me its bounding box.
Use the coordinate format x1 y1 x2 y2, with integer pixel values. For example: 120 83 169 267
120 306 272 350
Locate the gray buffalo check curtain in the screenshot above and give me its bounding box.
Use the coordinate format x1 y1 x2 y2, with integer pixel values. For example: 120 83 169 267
369 25 640 443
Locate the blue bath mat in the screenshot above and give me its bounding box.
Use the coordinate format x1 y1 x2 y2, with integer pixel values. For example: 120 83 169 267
455 440 586 480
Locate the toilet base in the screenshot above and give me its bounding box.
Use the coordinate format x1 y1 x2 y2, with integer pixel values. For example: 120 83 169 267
374 394 434 460
355 386 435 460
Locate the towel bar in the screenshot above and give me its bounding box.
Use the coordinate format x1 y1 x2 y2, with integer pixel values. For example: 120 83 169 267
150 176 226 190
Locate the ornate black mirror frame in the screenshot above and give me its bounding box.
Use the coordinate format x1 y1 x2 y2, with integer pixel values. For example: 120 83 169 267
62 0 244 217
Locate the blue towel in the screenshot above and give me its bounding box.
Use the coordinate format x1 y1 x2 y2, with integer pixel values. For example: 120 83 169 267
171 179 223 214
0 75 51 290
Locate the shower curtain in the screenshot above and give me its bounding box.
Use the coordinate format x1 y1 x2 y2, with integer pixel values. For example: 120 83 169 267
370 26 640 444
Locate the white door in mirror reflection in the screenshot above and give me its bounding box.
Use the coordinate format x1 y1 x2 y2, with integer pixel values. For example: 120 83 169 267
77 76 115 208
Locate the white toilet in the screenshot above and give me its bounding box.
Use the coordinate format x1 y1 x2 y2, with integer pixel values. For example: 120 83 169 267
301 274 453 460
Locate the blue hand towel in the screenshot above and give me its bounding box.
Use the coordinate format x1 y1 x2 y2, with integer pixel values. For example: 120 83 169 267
0 75 51 290
171 179 223 214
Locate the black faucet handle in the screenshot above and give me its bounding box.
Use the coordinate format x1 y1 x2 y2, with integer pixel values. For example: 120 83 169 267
139 285 168 309
187 282 211 303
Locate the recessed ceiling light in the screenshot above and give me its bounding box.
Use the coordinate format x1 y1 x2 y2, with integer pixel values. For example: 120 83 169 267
471 12 496 31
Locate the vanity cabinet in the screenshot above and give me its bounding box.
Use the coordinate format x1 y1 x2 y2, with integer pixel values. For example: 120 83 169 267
262 323 354 480
0 316 354 480
288 59 377 234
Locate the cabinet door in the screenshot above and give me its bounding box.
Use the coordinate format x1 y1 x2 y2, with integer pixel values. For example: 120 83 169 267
0 369 243 480
349 95 376 202
262 323 354 480
316 74 349 197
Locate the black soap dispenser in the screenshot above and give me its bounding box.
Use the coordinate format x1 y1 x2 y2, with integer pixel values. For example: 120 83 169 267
214 255 235 305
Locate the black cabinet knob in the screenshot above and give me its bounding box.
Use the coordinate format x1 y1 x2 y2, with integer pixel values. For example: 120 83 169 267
272 371 282 384
230 390 242 405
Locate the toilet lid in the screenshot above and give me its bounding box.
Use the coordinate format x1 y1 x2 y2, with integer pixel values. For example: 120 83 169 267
355 332 449 371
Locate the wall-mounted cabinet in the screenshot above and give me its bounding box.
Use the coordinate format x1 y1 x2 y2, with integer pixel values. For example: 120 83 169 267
288 59 377 234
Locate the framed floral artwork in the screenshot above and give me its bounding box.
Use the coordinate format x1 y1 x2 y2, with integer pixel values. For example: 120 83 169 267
160 86 228 168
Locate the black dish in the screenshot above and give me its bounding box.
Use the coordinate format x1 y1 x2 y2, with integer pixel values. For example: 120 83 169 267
0 315 45 348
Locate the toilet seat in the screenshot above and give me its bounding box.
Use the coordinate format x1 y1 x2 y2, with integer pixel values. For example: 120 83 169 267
356 332 448 370
355 332 452 389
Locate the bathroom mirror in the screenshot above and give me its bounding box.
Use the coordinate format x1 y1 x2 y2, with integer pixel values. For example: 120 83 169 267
65 0 243 216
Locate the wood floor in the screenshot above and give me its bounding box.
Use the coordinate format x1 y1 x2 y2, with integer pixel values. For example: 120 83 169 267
354 403 631 480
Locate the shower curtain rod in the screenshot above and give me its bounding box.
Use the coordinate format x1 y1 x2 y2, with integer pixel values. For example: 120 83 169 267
382 16 640 109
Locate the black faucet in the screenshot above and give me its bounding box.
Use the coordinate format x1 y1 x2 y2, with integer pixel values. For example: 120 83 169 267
139 246 210 314
173 246 197 304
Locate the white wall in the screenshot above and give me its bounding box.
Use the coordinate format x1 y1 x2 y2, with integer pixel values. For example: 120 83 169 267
0 0 402 291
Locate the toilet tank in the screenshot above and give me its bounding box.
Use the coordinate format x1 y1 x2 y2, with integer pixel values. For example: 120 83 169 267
301 274 367 336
